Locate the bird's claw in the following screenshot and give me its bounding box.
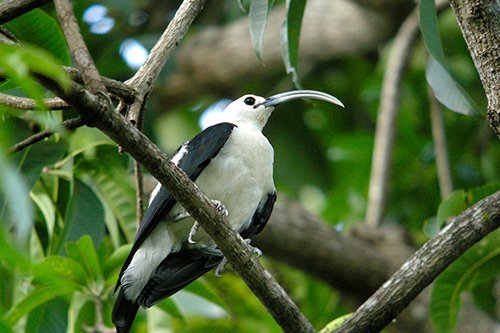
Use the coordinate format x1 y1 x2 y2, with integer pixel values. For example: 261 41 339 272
214 239 262 277
212 200 228 216
188 222 199 244
188 200 227 244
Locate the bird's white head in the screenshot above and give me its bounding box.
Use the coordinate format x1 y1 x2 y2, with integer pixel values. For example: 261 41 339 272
220 90 344 131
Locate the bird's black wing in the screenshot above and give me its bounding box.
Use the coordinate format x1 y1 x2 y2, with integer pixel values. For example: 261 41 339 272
240 191 277 239
137 248 223 307
115 122 236 290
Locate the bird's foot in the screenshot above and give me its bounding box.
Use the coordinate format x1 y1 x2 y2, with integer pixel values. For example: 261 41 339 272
188 222 200 244
188 200 228 244
212 239 262 277
172 211 190 223
212 200 229 216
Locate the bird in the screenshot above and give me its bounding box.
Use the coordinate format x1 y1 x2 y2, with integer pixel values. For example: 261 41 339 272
112 90 344 333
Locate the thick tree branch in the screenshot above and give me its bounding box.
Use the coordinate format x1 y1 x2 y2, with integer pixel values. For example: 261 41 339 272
0 0 50 24
39 75 314 333
449 0 500 137
336 191 500 332
254 198 393 298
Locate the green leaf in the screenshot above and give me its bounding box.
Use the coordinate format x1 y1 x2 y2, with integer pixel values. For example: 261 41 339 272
430 233 500 333
5 284 72 326
249 0 273 61
87 170 136 245
56 179 105 253
30 192 56 238
281 0 306 88
33 256 88 287
471 279 496 319
25 297 69 333
15 141 68 190
0 44 70 103
3 9 70 65
183 279 227 310
419 0 479 116
0 229 31 271
0 152 33 243
435 189 468 228
0 318 13 333
425 57 478 116
319 313 352 333
65 235 102 282
103 244 132 280
157 298 184 320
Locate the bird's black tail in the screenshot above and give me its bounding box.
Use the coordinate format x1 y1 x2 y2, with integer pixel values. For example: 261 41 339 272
112 289 140 333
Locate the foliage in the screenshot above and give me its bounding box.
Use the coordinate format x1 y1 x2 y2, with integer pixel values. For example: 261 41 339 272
0 0 498 332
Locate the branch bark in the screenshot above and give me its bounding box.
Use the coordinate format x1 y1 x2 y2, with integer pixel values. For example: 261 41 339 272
335 190 500 332
449 0 500 137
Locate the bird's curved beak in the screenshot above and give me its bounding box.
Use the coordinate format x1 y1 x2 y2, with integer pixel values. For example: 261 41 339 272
261 90 344 108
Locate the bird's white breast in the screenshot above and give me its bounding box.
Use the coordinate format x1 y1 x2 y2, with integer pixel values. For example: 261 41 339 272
122 125 275 300
195 125 275 231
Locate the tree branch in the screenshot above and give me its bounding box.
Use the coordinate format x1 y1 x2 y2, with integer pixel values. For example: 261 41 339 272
449 0 500 137
7 117 84 154
365 6 421 227
365 0 450 226
336 190 500 332
0 93 69 110
429 88 453 199
54 0 107 96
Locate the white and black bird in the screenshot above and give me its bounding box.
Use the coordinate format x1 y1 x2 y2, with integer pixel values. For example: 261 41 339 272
112 90 344 332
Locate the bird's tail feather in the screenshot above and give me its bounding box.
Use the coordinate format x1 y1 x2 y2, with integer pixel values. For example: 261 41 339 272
112 289 140 333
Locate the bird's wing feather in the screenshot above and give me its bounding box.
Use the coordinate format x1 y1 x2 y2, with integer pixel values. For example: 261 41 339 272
115 122 236 290
241 191 277 239
137 249 223 307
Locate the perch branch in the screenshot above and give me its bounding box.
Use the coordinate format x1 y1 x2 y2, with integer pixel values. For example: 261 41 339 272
336 190 500 332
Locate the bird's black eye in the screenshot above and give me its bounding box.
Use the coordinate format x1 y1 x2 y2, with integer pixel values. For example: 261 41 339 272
244 96 256 106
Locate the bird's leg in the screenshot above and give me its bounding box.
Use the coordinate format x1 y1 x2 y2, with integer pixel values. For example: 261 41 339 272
214 239 262 276
172 211 190 222
188 200 228 244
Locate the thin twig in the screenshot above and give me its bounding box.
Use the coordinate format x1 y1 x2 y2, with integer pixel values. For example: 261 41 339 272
53 0 107 95
0 93 69 110
365 0 449 226
123 0 207 225
0 0 50 25
7 117 84 154
134 162 145 225
125 0 205 124
429 88 453 199
365 7 421 227
335 191 500 332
